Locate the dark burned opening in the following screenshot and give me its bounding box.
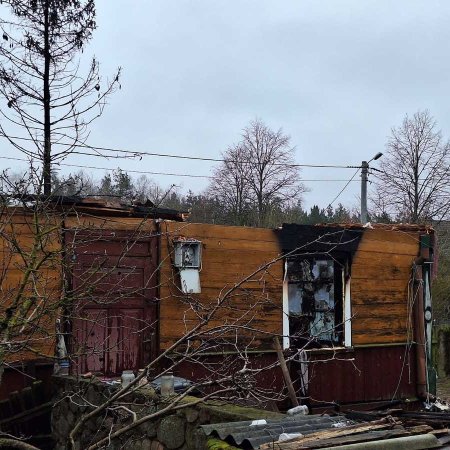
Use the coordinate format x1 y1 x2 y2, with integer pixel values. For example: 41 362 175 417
286 256 346 347
275 223 363 349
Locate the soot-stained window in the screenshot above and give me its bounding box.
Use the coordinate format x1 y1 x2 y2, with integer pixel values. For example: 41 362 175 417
286 258 344 345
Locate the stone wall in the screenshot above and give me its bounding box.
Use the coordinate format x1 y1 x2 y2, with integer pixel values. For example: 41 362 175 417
51 376 283 450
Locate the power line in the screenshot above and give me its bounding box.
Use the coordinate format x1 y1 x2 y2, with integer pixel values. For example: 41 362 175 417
0 156 210 178
0 135 361 169
326 168 361 208
0 155 362 181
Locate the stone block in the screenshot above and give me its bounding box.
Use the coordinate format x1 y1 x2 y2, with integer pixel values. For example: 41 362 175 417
185 426 206 450
198 407 211 424
183 408 199 423
157 415 186 449
137 420 157 438
149 440 164 450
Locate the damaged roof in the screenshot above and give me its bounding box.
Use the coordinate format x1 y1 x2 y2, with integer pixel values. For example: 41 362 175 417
9 194 187 221
320 222 434 233
276 221 434 257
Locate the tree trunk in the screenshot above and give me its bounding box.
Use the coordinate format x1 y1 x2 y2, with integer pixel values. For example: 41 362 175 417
43 1 51 196
413 144 420 223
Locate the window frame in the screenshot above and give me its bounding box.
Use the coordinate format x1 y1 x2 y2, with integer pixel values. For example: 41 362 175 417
282 257 352 349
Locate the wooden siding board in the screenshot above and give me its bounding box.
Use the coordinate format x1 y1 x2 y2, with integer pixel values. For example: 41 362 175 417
161 222 278 241
352 303 408 318
351 284 409 305
357 229 420 245
161 228 281 254
351 266 411 280
352 333 408 345
350 230 417 346
356 240 418 256
200 238 281 252
352 319 407 332
352 252 415 265
64 216 157 232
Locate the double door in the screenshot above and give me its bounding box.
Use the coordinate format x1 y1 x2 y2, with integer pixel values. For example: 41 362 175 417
68 231 158 375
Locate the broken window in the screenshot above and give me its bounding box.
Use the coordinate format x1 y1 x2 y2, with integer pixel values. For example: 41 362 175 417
286 258 345 346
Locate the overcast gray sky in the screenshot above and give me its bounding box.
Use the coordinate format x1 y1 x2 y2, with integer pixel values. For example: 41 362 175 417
2 0 450 209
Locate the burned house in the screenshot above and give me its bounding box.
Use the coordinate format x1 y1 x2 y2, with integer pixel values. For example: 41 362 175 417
158 220 435 409
0 198 435 410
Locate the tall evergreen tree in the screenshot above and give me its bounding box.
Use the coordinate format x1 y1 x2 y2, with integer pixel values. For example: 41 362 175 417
0 0 120 194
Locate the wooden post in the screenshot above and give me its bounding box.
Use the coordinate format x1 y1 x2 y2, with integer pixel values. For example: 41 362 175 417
413 265 427 399
273 336 299 407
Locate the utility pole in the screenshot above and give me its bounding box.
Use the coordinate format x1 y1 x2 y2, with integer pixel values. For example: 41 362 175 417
360 152 383 224
360 161 369 223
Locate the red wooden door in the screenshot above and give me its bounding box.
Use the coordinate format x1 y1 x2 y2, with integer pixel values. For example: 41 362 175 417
67 231 158 375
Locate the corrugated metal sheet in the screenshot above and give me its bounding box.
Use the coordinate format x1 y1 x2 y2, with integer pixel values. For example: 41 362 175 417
306 346 417 404
201 414 350 449
177 346 417 411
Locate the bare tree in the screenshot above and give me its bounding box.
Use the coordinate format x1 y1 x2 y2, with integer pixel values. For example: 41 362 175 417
0 0 121 195
209 119 306 227
133 174 177 207
0 170 63 387
373 110 450 223
208 143 252 226
52 170 97 196
242 119 305 227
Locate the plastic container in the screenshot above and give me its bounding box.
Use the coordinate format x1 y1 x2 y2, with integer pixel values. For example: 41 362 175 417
121 370 135 388
287 405 309 415
160 371 174 396
59 360 70 376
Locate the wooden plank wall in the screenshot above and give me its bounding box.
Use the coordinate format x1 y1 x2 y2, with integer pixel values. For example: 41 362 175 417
64 215 157 233
0 211 62 362
159 221 284 350
351 228 420 346
0 208 425 362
